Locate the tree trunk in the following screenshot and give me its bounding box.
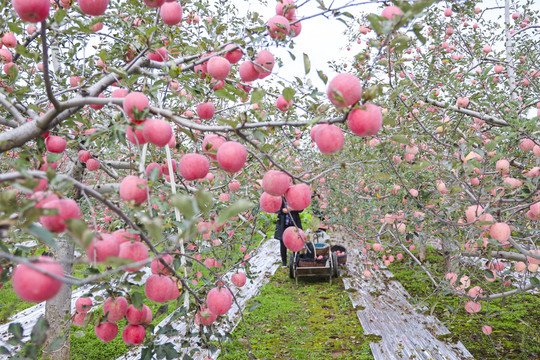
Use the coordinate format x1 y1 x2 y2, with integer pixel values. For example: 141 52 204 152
440 237 456 272
42 161 83 359
42 238 74 360
417 243 426 262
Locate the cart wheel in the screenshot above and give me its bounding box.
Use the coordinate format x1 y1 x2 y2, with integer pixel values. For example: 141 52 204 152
332 252 339 278
289 253 295 279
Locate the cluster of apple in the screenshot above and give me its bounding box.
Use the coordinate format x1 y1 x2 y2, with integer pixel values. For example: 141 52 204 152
308 73 384 155
267 0 302 40
333 250 345 257
73 295 152 345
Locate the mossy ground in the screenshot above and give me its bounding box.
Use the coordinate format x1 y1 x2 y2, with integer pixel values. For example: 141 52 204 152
218 267 374 360
387 247 540 360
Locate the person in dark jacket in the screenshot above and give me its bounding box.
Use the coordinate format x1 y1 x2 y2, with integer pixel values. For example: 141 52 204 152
274 198 303 267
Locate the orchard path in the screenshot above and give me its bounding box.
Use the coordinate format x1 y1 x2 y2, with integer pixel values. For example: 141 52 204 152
335 231 475 360
1 233 475 360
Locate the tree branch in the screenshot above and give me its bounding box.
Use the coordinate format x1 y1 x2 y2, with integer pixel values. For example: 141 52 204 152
40 20 62 111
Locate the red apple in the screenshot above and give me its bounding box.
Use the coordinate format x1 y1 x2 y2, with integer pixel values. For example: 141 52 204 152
327 73 362 108
160 1 182 26
147 47 168 62
142 119 172 148
179 153 209 180
260 192 282 213
314 124 344 154
126 123 147 146
119 175 148 203
231 272 246 287
224 44 243 64
144 0 164 8
381 5 402 20
150 254 173 275
75 297 93 313
283 226 305 252
112 229 141 244
72 312 86 326
285 183 311 210
118 241 149 272
267 15 290 40
206 287 233 316
216 141 247 173
238 61 259 82
123 92 149 120
122 324 146 345
45 136 66 153
275 95 292 111
103 296 128 322
79 0 109 16
347 103 383 137
12 256 63 302
86 158 100 171
254 50 274 73
262 170 291 196
146 162 163 178
207 56 231 80
144 275 173 303
195 306 217 326
78 150 90 162
202 134 226 159
95 322 118 342
39 198 81 233
276 0 296 20
197 102 215 120
12 0 50 23
86 233 120 262
126 304 152 325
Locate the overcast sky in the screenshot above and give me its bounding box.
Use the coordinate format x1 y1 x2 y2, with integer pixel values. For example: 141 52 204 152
234 0 539 92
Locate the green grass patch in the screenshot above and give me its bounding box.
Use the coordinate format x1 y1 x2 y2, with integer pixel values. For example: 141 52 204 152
0 280 34 324
387 247 540 360
219 268 374 360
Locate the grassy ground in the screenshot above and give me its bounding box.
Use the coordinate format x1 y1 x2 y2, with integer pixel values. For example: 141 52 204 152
0 280 34 324
387 247 540 360
219 267 375 360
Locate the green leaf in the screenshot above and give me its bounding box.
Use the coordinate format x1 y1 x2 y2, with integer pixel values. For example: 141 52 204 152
131 292 144 310
283 87 296 102
8 323 23 342
155 304 169 318
47 152 63 163
412 23 426 44
410 160 431 171
317 70 328 84
390 135 409 144
250 89 265 104
171 195 195 218
214 89 236 102
30 317 49 346
287 51 296 61
216 199 254 225
26 224 57 250
195 190 214 215
367 14 383 35
303 53 310 75
248 299 261 312
55 9 67 24
531 277 540 286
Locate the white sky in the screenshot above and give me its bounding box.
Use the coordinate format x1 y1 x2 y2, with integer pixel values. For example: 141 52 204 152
234 0 539 92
